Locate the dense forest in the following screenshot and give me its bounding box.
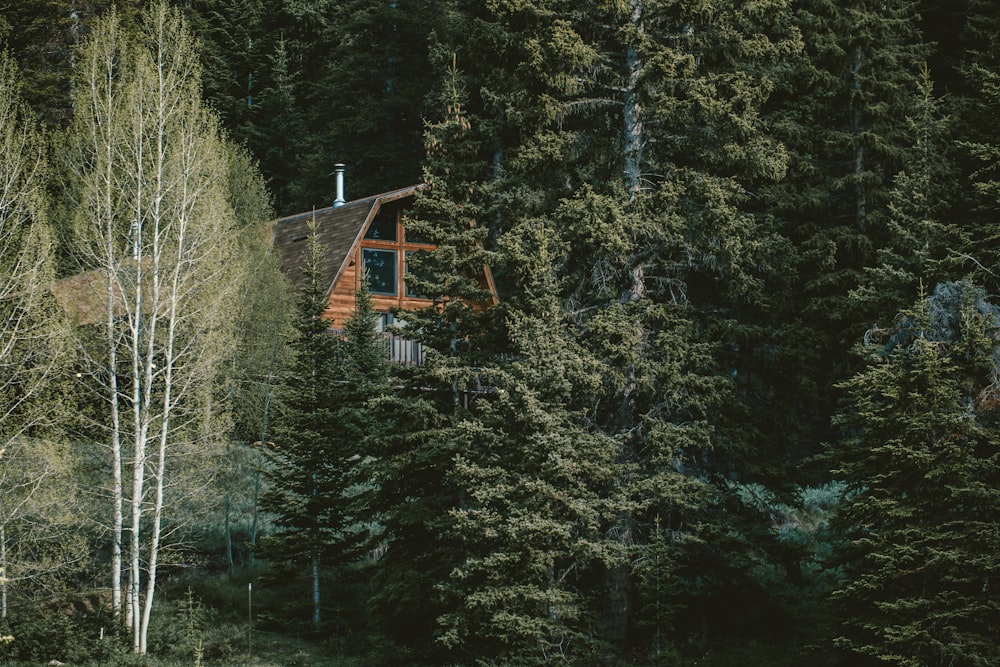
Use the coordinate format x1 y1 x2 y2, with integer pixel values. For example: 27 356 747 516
1 0 1000 665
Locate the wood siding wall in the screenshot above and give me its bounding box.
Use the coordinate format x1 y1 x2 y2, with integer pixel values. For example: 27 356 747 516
321 205 433 328
321 243 433 328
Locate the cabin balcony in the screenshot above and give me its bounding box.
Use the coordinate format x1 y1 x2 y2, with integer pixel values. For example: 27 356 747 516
330 328 425 366
381 331 425 366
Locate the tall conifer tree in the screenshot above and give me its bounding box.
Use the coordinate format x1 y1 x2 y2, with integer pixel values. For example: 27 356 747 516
853 65 964 321
832 281 1000 666
363 64 496 661
959 0 1000 290
760 0 931 453
444 0 805 655
437 223 617 664
262 224 386 632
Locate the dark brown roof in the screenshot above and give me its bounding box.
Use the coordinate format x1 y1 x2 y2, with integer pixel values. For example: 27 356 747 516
270 185 420 295
51 269 109 326
50 259 154 326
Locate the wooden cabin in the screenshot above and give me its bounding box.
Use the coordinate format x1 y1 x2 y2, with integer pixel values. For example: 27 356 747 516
270 177 498 362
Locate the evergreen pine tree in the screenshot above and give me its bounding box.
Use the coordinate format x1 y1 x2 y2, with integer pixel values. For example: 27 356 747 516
183 0 267 137
252 35 309 215
958 0 1000 289
262 221 384 632
363 380 463 660
436 223 617 664
363 66 497 661
831 281 1000 666
444 0 805 655
760 0 931 456
403 57 497 346
853 64 964 322
310 0 437 195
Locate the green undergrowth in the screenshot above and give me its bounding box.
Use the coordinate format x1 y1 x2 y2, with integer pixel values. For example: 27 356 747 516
0 569 818 666
0 567 359 667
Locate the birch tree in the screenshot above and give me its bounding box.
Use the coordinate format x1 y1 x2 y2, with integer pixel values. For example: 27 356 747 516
0 49 69 623
0 50 59 450
65 3 253 654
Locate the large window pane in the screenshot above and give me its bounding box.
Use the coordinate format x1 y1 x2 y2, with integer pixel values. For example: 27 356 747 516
363 248 397 295
365 207 398 241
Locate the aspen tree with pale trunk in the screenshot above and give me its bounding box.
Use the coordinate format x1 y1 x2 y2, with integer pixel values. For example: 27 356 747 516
0 50 75 622
64 3 261 654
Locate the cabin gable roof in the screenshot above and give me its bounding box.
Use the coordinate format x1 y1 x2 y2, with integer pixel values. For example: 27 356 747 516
270 184 420 297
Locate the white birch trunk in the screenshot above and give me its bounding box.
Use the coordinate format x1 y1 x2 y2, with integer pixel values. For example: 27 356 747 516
70 14 128 629
1 524 7 620
68 2 248 654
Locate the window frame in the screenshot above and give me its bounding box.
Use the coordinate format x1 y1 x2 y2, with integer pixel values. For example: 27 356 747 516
361 247 398 296
358 204 435 302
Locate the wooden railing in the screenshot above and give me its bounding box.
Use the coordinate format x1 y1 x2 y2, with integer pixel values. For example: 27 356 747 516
329 328 425 366
382 332 425 366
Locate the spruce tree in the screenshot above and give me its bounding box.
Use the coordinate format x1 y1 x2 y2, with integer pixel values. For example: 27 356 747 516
958 0 1000 291
436 224 617 664
831 281 1000 666
309 0 437 195
442 0 805 655
760 0 931 456
363 68 496 661
363 381 463 660
262 222 386 632
852 64 964 322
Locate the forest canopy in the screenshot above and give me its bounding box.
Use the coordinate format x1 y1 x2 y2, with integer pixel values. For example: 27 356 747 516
1 1 1000 666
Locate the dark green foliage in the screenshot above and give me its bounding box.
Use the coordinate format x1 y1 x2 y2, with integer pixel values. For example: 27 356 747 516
362 72 500 663
402 65 498 355
0 603 109 664
363 384 463 660
261 226 346 568
831 281 1000 666
182 0 440 213
632 516 684 665
853 65 965 326
437 228 616 665
261 224 389 633
757 0 935 465
957 0 1000 291
180 0 310 214
10 0 1000 663
443 1 809 659
304 0 435 198
0 1 115 128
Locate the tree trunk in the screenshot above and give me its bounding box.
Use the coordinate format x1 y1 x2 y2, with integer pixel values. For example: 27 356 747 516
68 2 257 654
852 44 866 229
623 0 644 200
312 553 321 632
125 569 135 638
130 453 143 652
1 524 7 620
139 420 169 654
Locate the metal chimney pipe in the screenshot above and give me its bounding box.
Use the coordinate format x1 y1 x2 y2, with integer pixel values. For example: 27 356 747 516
333 163 346 207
